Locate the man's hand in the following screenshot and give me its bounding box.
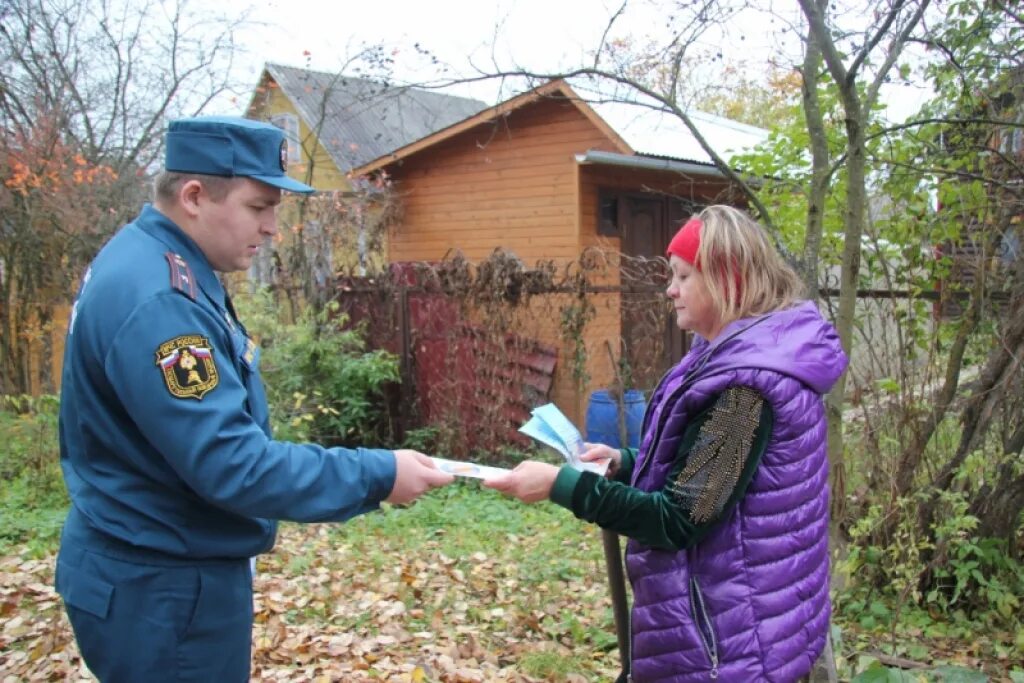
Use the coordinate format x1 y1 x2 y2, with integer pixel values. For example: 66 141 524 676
386 449 454 504
481 461 560 503
580 442 621 478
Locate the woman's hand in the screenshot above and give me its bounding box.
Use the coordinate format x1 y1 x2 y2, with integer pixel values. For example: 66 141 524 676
580 442 621 478
482 461 560 503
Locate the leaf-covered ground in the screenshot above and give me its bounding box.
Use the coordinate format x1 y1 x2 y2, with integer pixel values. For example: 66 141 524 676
1 484 621 682
1 483 1021 682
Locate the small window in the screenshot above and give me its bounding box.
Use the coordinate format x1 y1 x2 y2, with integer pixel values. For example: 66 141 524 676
269 113 300 165
598 190 620 236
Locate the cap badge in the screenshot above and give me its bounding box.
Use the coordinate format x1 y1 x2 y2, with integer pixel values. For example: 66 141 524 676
279 140 288 171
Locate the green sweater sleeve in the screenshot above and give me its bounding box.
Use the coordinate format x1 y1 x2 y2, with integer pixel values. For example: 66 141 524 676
549 446 637 505
549 387 773 551
616 448 637 483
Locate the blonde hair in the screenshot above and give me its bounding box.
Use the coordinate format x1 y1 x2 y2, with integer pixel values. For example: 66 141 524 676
693 205 805 323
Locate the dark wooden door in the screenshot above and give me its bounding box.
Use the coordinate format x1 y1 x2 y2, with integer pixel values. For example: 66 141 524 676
619 197 672 392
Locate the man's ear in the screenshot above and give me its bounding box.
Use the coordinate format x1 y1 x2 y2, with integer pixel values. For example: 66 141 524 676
179 179 204 219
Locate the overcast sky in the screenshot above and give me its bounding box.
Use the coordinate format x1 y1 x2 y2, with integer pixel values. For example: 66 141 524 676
219 0 931 123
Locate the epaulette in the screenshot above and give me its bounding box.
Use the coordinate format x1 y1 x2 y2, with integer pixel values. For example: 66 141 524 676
164 252 197 301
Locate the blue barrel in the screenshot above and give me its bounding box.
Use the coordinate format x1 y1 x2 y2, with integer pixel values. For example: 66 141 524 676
585 389 646 449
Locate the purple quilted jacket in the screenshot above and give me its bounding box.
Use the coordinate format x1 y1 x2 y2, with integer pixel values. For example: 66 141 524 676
626 301 848 683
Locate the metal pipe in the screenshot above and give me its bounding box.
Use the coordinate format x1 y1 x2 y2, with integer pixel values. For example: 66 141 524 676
601 529 631 672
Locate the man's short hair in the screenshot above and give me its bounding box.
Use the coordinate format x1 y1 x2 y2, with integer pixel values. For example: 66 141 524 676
153 172 239 204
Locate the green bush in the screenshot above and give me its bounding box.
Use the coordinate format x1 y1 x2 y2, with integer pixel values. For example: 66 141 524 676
838 414 1024 633
232 288 399 447
0 395 67 553
838 490 1024 630
929 533 1024 624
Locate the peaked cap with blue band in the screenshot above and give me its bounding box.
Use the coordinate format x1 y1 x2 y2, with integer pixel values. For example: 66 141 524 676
165 116 314 194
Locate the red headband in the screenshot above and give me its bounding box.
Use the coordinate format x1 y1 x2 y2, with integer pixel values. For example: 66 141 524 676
667 217 702 267
668 216 744 301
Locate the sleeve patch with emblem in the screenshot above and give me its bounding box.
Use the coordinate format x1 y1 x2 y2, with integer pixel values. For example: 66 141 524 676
155 335 219 400
666 386 764 524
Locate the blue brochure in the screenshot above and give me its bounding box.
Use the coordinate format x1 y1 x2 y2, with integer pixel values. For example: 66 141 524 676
519 404 608 475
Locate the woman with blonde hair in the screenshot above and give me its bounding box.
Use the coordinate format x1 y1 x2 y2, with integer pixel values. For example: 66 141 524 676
487 205 848 682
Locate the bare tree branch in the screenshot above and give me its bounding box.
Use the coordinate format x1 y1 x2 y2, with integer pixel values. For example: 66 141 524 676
865 0 932 109
593 0 629 71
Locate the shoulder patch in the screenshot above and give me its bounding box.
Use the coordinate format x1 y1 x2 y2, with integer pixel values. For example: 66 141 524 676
155 335 219 400
164 252 197 300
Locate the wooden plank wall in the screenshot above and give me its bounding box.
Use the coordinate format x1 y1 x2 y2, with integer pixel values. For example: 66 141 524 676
387 97 616 263
383 96 743 429
577 165 732 422
387 96 619 424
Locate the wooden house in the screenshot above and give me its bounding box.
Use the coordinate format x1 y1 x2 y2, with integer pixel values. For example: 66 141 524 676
351 79 768 425
244 63 487 277
246 62 487 191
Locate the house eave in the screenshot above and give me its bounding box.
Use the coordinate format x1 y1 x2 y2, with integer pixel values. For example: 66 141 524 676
574 150 727 177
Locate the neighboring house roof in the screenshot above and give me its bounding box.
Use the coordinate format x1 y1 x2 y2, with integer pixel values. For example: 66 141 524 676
249 63 488 171
351 79 769 176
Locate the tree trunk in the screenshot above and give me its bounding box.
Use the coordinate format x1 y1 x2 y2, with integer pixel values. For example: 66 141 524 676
799 0 931 530
824 91 868 522
918 293 1024 537
800 12 829 299
970 460 1024 543
799 0 852 524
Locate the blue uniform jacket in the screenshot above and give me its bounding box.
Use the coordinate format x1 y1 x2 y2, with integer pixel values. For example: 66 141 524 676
59 204 397 561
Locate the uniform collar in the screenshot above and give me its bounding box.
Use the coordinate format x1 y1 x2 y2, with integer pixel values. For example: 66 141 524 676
136 203 227 306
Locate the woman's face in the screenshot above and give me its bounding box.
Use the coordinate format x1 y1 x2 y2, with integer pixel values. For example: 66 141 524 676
666 255 725 340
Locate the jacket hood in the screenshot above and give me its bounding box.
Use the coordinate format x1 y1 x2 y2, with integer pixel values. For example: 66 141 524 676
691 300 848 395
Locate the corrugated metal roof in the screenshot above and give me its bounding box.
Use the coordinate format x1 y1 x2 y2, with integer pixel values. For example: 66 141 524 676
590 100 770 165
349 78 768 176
263 63 487 171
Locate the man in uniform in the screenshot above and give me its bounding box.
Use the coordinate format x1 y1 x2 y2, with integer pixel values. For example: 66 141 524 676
55 116 454 682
